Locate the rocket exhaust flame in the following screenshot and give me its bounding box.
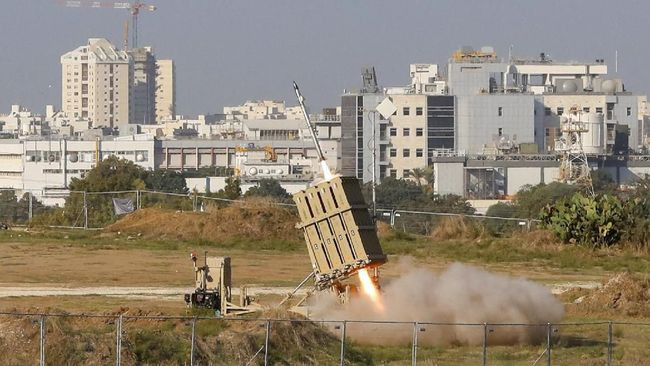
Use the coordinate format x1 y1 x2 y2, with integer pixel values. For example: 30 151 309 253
358 268 383 312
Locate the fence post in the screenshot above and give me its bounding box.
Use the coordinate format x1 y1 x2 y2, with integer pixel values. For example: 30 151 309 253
546 323 552 366
136 190 141 210
411 321 418 366
190 317 197 366
116 314 122 366
263 320 270 366
607 321 613 366
39 315 45 366
339 320 346 366
482 323 488 366
390 209 396 228
28 191 33 222
83 191 88 229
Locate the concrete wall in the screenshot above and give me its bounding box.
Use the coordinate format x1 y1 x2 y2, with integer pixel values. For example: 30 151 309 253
456 94 535 154
433 161 464 195
507 167 542 195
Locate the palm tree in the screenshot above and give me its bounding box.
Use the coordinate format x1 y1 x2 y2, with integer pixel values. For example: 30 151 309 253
422 166 435 193
408 168 425 188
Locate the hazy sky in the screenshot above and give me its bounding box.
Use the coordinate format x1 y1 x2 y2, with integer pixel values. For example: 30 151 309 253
1 0 649 115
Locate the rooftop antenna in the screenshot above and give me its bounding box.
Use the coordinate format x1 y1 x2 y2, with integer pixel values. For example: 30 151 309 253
615 50 618 73
293 82 332 180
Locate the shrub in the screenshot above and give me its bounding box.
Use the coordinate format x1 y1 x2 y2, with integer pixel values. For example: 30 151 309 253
540 194 637 247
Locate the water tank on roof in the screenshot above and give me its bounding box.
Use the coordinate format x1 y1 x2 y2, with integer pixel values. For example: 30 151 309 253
562 80 578 93
249 167 258 176
581 112 605 155
602 80 616 94
136 154 145 162
69 153 79 163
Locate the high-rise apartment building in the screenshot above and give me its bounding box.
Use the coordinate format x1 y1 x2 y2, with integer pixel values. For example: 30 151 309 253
60 38 130 128
155 59 176 122
129 47 156 124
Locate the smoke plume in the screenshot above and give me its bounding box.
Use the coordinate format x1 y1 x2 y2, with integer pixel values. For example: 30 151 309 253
311 261 564 346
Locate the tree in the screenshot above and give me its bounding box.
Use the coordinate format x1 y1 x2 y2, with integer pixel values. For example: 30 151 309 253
69 156 147 192
422 166 435 193
0 191 47 224
214 177 241 200
0 190 18 223
408 168 426 187
145 170 188 194
514 182 579 218
591 170 617 195
363 177 425 209
244 178 291 202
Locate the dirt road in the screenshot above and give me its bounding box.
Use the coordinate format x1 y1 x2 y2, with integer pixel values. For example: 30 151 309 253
0 285 308 303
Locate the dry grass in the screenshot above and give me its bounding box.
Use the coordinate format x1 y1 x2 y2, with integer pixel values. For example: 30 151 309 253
569 272 650 318
430 216 487 241
105 198 300 243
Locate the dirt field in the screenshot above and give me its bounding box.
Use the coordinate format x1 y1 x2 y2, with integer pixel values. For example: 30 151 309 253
0 225 649 365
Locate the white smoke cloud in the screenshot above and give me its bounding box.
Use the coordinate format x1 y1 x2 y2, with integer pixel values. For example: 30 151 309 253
310 261 564 346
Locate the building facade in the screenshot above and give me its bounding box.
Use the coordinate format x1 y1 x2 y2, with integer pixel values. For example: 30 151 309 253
155 59 176 122
129 47 157 124
61 38 131 128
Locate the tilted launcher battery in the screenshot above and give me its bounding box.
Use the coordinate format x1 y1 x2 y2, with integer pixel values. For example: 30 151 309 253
293 176 386 290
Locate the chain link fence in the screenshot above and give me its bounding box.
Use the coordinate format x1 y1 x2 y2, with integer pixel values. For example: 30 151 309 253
0 189 539 238
0 312 648 365
376 208 541 237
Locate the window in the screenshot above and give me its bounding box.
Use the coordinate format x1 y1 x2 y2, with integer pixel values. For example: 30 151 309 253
389 148 397 157
403 148 410 157
389 128 397 137
416 107 423 116
390 169 397 178
583 107 590 113
596 107 603 114
416 128 423 137
498 107 503 116
557 107 564 116
403 170 409 178
403 107 410 116
627 107 632 116
498 128 503 136
416 148 423 157
544 107 551 116
403 128 410 137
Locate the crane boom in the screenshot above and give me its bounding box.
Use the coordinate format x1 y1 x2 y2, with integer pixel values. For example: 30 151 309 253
60 0 156 49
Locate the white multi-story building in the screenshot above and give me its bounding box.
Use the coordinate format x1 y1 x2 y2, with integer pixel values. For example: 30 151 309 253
0 105 47 137
155 59 176 122
223 100 288 120
61 38 131 129
0 136 156 205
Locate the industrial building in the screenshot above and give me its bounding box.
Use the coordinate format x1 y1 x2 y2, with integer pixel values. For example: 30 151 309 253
341 47 649 191
0 114 340 205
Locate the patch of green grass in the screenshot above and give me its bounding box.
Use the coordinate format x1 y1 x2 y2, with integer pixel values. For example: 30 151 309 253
382 235 650 274
0 229 303 253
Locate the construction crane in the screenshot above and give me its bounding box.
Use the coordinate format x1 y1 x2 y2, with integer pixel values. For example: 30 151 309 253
60 1 156 49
